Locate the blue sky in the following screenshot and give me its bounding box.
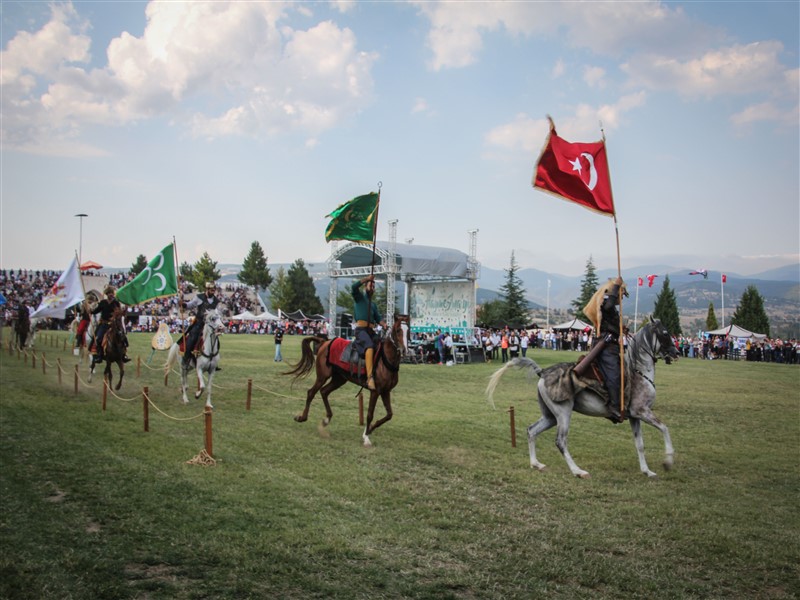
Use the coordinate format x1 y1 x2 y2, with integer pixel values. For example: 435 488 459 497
1 1 798 276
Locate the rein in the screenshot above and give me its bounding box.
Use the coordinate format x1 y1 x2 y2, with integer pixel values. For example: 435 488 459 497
201 325 221 360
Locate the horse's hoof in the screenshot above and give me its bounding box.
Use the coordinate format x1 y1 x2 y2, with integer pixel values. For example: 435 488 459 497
644 470 658 478
194 391 202 400
206 404 214 411
293 415 307 423
575 471 591 479
322 417 330 427
363 438 373 448
663 458 674 471
531 463 547 471
182 399 190 405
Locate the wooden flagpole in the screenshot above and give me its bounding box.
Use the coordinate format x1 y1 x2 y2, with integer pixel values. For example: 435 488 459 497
173 237 187 343
602 123 625 417
365 182 382 325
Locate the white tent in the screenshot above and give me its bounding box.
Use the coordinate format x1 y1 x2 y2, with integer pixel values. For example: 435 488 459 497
706 324 766 340
551 318 593 331
230 310 257 321
254 310 279 321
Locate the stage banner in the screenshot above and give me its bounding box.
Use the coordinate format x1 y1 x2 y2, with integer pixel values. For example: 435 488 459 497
408 281 474 333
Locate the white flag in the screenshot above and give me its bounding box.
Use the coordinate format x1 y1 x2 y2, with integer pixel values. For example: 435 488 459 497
31 257 85 319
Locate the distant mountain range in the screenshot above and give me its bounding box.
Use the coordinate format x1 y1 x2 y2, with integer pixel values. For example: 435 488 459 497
218 261 799 326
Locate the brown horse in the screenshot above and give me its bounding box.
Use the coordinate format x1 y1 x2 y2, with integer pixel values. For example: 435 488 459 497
285 314 410 447
89 307 127 390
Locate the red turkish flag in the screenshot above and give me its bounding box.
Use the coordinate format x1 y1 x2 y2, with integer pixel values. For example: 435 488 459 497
637 277 643 287
533 120 615 216
722 274 727 283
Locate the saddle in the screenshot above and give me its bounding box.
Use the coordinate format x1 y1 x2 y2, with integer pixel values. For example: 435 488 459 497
327 338 368 380
176 334 203 356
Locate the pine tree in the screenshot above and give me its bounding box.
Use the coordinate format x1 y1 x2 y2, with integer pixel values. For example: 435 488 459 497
652 274 682 335
268 267 292 314
499 251 529 326
705 302 719 330
286 259 324 315
130 254 148 277
732 285 770 336
477 299 506 328
191 252 221 288
179 261 195 285
571 255 599 322
238 241 272 293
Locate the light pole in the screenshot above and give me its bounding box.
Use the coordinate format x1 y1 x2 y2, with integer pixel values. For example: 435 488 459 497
74 213 88 265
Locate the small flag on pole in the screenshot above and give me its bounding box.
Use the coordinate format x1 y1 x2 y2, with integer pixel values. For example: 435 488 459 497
116 243 178 306
31 256 85 319
689 269 708 279
722 273 727 283
533 118 615 217
637 277 643 287
646 274 658 288
324 192 379 243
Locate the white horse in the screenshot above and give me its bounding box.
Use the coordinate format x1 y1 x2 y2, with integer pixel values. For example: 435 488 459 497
165 309 225 408
487 319 680 479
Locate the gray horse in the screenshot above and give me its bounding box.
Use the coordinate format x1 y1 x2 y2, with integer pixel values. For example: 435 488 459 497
487 319 679 478
165 309 225 409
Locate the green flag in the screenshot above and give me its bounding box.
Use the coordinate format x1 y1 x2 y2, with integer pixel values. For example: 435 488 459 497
116 243 178 306
324 192 379 243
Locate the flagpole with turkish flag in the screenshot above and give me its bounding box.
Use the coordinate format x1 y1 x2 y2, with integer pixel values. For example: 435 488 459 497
533 116 625 416
721 273 727 328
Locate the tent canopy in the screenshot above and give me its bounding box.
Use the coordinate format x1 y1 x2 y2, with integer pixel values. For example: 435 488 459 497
80 260 103 271
706 324 766 340
552 318 593 331
230 311 257 321
254 310 279 321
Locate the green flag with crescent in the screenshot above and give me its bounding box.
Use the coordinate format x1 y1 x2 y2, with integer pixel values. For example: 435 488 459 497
324 192 379 243
116 243 178 306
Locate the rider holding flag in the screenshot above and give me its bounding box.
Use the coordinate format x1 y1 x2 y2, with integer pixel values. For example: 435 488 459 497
351 275 386 391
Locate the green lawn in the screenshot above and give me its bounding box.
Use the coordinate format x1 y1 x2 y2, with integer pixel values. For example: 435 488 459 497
1 328 798 599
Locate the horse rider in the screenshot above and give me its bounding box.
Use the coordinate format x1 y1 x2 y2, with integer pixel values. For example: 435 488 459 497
74 297 93 352
183 281 222 366
351 275 386 391
584 277 628 423
91 286 130 366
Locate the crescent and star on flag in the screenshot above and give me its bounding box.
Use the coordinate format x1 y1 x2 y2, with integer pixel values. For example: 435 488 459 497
138 248 170 292
569 154 599 191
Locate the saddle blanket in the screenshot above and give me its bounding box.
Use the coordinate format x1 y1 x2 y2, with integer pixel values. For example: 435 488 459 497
542 362 610 403
327 338 366 376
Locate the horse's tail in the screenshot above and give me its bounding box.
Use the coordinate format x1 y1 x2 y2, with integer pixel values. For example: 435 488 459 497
164 343 180 373
284 336 327 380
486 357 544 410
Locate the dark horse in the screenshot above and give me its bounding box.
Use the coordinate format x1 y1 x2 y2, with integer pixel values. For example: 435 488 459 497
487 319 679 478
89 307 126 390
285 314 410 447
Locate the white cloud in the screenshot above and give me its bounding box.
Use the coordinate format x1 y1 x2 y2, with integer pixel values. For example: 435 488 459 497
485 92 647 154
622 41 793 99
583 66 606 88
1 1 378 155
552 59 565 79
412 1 715 71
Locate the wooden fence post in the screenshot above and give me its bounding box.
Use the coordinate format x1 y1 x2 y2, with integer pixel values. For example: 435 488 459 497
508 406 516 448
74 364 79 395
102 381 108 411
246 378 252 411
204 407 213 457
57 358 62 386
143 387 149 432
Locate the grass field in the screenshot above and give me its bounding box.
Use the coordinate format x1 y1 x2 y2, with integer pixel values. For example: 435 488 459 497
1 328 798 599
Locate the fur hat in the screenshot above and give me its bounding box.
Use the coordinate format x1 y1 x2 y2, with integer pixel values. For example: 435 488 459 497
583 278 627 333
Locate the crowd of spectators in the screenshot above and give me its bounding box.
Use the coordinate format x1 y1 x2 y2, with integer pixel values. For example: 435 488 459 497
2 269 796 363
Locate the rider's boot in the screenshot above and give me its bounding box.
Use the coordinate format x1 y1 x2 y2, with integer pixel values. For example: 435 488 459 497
365 347 376 390
605 384 624 423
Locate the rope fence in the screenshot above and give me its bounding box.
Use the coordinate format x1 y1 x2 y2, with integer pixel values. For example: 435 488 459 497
3 331 318 465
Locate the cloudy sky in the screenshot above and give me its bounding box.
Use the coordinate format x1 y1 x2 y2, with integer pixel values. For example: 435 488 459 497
1 1 798 276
